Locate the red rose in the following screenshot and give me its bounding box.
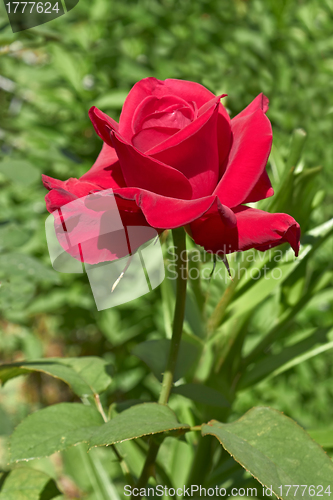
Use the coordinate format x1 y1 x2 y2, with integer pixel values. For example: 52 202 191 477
43 77 300 262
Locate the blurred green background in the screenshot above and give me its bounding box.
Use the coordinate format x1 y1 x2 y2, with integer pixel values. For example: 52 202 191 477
0 0 333 497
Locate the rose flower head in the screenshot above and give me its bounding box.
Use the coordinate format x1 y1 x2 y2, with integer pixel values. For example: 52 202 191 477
43 77 300 265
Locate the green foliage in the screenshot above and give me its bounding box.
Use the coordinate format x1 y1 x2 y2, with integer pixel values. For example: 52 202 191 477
172 383 229 408
309 427 333 449
0 356 113 397
89 403 190 448
9 403 103 463
0 468 60 500
132 339 200 381
0 159 40 187
202 407 333 497
239 327 333 389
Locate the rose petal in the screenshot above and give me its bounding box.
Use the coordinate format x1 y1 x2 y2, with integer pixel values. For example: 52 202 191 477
236 92 269 117
140 108 192 132
214 94 272 208
162 78 216 107
148 97 221 198
242 170 274 204
196 95 231 169
132 94 193 136
43 175 102 213
51 191 150 265
42 175 67 191
114 187 236 229
190 205 300 256
80 143 126 189
217 103 232 171
89 106 119 146
119 77 216 140
66 179 101 196
111 131 193 200
45 188 78 213
132 126 180 153
164 102 197 117
147 96 220 155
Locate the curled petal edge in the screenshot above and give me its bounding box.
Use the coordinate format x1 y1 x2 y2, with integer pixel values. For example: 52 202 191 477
113 187 237 230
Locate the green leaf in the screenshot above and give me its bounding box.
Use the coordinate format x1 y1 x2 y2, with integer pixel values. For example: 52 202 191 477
9 403 103 463
285 128 307 170
292 165 322 231
0 356 113 398
202 407 333 497
269 144 286 182
0 405 13 435
0 159 40 186
89 403 190 448
228 218 333 320
187 249 206 314
185 287 205 339
132 339 200 381
51 45 85 93
62 444 122 500
92 90 129 110
239 327 333 389
264 128 307 214
172 383 230 408
160 263 175 339
0 223 30 250
97 309 140 346
0 276 36 313
85 451 122 500
0 253 59 284
162 248 205 338
243 269 333 365
0 468 60 500
308 428 333 448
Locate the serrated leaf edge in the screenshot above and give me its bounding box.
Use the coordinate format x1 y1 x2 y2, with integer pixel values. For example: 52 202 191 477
202 406 333 500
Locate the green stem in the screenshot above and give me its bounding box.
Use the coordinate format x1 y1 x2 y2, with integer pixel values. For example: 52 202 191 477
159 227 188 404
188 256 251 488
186 434 215 488
206 276 239 335
94 394 108 422
133 439 175 488
207 254 251 336
94 394 133 485
132 228 188 497
134 440 160 493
